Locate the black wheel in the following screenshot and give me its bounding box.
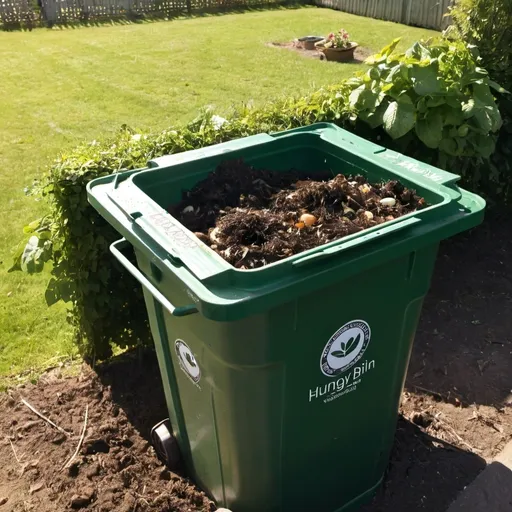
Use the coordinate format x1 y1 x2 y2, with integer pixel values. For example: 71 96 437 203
151 419 181 469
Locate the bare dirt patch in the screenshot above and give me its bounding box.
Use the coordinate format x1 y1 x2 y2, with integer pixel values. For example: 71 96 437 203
0 354 214 512
268 40 373 62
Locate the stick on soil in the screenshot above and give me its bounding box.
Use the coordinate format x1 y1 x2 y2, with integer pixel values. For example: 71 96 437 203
62 404 88 471
21 398 70 438
8 438 23 466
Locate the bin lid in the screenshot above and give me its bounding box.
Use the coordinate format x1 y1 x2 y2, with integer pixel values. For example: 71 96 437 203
87 123 485 320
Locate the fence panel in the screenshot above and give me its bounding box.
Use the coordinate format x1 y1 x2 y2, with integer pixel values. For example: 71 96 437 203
315 0 453 30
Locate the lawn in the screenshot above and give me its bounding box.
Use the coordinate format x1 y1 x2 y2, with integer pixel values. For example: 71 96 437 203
0 6 437 384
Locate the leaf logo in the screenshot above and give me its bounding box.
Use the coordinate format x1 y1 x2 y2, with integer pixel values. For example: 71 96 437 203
331 333 361 358
320 321 371 377
185 352 197 368
175 340 201 384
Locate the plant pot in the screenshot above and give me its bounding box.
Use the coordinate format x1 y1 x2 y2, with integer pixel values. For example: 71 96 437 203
298 36 324 51
321 44 358 62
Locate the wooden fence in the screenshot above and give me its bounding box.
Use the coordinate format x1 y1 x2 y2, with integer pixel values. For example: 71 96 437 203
0 0 285 27
0 0 453 29
314 0 453 30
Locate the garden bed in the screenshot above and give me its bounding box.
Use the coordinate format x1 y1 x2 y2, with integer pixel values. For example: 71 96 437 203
172 160 426 269
268 41 372 62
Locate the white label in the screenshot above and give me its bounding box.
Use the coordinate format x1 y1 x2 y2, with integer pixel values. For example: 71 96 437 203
320 320 371 377
175 340 201 385
309 320 375 404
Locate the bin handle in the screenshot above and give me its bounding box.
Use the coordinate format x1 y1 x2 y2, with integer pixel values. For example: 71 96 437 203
110 239 198 317
292 216 421 267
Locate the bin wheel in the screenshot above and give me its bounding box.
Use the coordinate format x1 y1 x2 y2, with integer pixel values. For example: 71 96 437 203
151 419 181 469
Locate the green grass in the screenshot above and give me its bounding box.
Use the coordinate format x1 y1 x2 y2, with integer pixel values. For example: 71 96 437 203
0 6 437 384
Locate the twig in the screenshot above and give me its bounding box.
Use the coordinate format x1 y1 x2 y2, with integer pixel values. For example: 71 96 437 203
21 398 71 438
62 404 88 471
436 416 482 453
412 385 443 398
8 438 24 466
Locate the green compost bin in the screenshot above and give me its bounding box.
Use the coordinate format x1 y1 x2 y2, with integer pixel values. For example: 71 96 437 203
87 123 485 512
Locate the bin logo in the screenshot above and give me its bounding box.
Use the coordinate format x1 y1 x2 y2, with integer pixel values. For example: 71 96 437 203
175 340 201 385
320 320 371 377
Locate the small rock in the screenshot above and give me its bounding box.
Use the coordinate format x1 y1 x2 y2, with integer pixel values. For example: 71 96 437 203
52 432 67 445
85 463 100 479
70 495 91 509
29 482 43 495
70 487 94 509
0 497 8 506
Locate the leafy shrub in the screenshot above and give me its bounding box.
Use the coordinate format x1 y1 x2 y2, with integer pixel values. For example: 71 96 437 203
449 0 512 91
447 0 512 202
13 38 503 359
347 38 503 172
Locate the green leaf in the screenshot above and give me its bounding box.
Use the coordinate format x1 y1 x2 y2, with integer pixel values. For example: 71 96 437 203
415 112 444 148
473 109 494 132
406 42 431 61
439 138 459 156
349 85 365 107
368 67 380 81
462 99 476 118
473 84 495 106
331 351 344 358
360 101 388 129
21 236 45 274
45 278 61 307
443 106 464 126
381 38 401 57
366 38 401 65
471 135 496 158
458 124 470 137
410 64 442 96
489 80 510 95
8 240 25 273
426 97 446 108
383 101 415 139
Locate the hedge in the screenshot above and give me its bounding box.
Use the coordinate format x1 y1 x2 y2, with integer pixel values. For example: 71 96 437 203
12 38 505 359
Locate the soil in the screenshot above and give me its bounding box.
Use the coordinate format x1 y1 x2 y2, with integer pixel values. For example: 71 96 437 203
1 211 511 512
268 41 373 63
0 354 215 512
171 159 426 268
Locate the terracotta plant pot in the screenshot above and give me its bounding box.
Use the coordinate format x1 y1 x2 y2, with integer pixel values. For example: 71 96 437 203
297 36 324 51
321 44 358 62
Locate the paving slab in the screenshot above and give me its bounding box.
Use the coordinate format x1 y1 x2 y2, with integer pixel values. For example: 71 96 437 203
447 440 512 512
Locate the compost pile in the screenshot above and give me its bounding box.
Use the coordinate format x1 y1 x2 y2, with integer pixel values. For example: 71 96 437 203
172 159 426 269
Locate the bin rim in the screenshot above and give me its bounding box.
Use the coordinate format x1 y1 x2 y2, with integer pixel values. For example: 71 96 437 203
87 123 485 321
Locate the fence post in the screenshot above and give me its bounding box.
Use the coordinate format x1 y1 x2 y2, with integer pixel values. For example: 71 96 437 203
41 0 57 25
